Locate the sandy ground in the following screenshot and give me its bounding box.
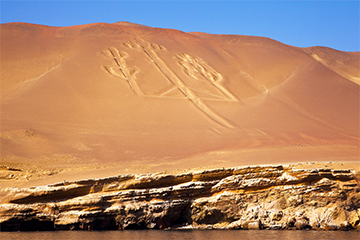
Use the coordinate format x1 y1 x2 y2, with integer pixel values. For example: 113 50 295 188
1 22 359 189
1 145 358 188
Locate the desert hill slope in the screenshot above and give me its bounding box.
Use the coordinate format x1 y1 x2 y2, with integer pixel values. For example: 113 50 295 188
0 22 359 186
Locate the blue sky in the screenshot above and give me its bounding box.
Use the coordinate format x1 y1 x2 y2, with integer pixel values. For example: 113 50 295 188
1 1 359 51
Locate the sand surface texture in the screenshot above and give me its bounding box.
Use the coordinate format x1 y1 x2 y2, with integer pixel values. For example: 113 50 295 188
1 22 359 188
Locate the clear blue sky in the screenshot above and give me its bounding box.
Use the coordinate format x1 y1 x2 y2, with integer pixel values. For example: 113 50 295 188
1 1 359 51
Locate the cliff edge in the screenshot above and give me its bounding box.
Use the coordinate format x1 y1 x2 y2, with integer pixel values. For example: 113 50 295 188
1 163 359 231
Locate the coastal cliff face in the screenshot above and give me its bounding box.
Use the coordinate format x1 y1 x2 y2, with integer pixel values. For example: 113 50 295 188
1 164 359 231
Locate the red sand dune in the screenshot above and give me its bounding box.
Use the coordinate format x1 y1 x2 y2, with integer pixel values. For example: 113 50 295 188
1 22 359 185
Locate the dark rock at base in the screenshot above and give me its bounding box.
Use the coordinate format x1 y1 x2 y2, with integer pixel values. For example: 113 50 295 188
1 165 359 231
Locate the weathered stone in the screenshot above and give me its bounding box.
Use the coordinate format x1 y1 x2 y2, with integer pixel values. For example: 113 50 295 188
348 210 359 228
0 165 359 231
284 215 296 227
294 217 310 230
287 195 303 207
268 224 284 230
242 220 262 230
227 219 242 229
270 210 283 221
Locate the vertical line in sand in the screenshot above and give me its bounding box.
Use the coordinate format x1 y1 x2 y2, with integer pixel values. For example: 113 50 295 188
108 47 144 96
135 39 236 129
186 57 238 102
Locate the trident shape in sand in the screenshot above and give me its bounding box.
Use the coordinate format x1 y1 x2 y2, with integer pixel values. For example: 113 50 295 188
103 38 237 128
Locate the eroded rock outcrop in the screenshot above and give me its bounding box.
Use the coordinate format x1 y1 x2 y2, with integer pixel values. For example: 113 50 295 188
0 165 359 231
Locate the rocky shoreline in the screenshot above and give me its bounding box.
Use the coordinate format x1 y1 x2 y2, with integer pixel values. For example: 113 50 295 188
0 164 359 231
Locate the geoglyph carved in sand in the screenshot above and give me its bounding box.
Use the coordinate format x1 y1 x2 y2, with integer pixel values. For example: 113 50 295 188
176 53 237 102
102 47 141 95
102 38 237 128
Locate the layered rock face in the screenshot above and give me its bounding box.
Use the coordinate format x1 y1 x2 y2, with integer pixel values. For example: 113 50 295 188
1 164 359 231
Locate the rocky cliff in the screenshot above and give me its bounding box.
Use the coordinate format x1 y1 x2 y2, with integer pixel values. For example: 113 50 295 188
1 164 359 231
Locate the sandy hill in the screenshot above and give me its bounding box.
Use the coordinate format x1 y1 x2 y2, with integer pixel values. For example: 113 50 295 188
0 22 359 187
